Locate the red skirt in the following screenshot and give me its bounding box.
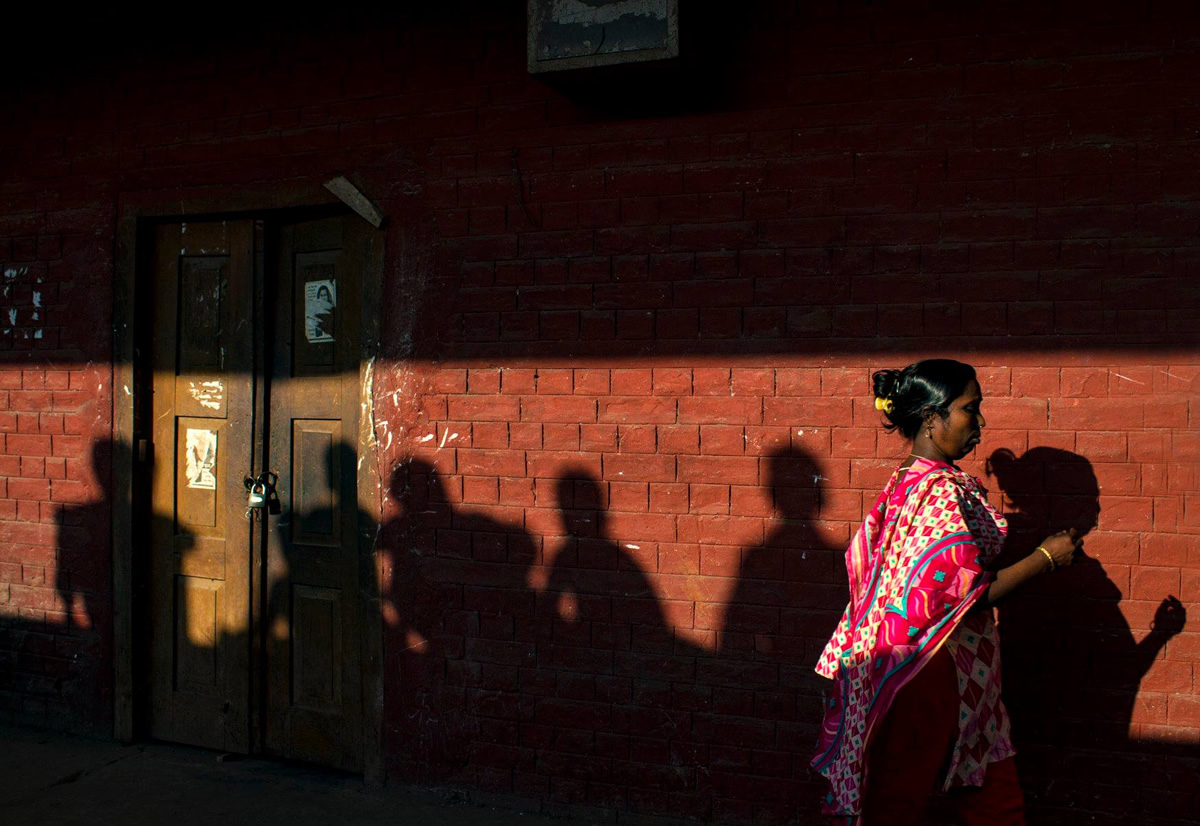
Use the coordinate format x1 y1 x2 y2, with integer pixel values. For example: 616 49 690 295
861 648 1024 826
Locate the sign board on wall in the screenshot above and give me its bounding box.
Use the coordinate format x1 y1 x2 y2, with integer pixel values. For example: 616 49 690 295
527 0 679 73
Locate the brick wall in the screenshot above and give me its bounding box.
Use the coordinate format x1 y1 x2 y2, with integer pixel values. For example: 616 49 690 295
381 355 1197 824
0 229 115 730
3 2 1199 823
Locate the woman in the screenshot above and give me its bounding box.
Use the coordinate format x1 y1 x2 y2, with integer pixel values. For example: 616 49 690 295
811 359 1081 825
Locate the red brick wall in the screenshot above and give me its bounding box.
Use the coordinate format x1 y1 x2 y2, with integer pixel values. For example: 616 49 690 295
0 241 115 730
381 355 1197 824
3 2 1199 823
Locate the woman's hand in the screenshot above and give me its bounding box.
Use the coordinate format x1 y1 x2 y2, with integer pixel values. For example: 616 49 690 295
984 529 1083 605
1039 528 1082 569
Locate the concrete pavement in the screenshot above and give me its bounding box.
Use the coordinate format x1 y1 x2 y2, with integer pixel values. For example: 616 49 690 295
0 724 604 826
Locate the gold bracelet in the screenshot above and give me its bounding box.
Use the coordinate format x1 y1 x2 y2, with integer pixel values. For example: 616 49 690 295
1036 546 1056 572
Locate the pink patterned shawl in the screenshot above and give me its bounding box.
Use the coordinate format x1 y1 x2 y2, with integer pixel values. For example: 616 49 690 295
811 457 1010 818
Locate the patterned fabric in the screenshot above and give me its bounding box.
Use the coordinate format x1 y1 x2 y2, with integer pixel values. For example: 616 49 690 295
811 457 1014 819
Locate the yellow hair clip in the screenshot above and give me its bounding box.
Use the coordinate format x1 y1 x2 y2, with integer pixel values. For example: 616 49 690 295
874 396 895 414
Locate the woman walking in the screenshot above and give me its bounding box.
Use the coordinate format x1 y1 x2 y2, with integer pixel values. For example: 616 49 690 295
812 359 1080 824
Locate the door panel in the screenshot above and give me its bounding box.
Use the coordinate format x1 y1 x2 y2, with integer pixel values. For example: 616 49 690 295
148 221 254 752
146 214 369 771
264 216 365 771
292 583 343 712
174 576 222 689
293 419 343 544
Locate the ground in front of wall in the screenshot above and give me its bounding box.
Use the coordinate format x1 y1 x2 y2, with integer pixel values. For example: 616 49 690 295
0 724 617 826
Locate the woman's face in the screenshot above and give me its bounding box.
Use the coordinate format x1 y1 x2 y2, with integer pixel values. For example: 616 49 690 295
930 379 985 460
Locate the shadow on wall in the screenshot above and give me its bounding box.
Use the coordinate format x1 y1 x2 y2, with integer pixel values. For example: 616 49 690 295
10 438 1191 822
710 446 847 819
380 457 539 784
985 447 1191 823
377 445 849 822
0 439 115 732
379 443 1195 824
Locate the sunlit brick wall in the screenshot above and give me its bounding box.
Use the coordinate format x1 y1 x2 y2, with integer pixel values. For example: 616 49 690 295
379 355 1196 823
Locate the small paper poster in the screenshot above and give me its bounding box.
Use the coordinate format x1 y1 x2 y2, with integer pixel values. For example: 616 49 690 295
304 279 336 343
185 428 218 490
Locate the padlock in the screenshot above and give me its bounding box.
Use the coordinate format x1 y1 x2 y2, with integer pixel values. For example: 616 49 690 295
247 482 268 509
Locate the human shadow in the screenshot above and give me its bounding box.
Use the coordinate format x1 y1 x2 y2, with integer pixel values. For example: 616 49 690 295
712 445 845 820
379 456 538 783
720 445 846 665
23 437 124 731
537 467 708 808
542 469 678 654
262 439 377 767
54 440 118 637
986 447 1188 821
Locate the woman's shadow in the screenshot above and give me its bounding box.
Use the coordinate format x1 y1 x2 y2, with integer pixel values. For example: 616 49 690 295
985 447 1187 815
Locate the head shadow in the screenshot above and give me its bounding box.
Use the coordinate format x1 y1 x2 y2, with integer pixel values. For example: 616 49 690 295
718 444 843 663
986 446 1100 538
554 468 607 540
544 464 656 600
542 464 697 662
984 446 1187 768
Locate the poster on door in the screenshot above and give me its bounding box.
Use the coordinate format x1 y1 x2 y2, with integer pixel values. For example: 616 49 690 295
185 428 218 490
304 279 336 343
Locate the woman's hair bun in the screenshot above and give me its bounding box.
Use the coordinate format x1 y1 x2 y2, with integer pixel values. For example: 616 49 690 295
871 360 977 439
872 369 902 402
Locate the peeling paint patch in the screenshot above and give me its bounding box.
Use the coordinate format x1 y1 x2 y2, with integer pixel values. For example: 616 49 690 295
187 379 224 410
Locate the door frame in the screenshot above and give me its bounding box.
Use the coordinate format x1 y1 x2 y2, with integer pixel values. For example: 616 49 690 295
113 182 385 783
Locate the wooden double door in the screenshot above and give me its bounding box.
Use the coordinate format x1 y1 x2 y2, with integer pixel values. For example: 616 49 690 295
143 214 377 771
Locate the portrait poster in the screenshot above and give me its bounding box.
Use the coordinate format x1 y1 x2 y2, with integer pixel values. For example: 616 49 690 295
185 428 218 490
304 279 336 343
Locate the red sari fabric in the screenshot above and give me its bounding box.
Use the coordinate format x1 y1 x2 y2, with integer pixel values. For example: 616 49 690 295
863 648 1024 826
812 457 1012 819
